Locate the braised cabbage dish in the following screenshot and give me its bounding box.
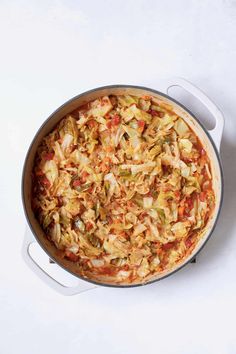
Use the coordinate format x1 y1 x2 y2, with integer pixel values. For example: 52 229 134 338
32 94 215 283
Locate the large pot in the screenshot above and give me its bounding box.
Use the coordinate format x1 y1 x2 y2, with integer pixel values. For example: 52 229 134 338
22 78 224 295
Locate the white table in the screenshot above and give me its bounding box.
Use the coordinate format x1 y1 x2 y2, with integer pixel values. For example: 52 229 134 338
1 1 236 353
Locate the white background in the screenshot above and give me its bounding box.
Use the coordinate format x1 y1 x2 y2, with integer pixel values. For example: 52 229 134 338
1 1 236 353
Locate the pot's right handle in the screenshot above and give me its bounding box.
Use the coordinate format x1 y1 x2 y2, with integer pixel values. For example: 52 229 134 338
164 78 224 151
22 228 97 296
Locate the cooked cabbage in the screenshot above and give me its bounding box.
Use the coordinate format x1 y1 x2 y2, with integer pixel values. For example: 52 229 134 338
179 138 192 153
42 160 58 185
32 94 215 284
174 118 189 137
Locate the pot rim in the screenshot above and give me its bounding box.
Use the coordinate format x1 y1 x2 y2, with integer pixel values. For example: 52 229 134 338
21 84 224 288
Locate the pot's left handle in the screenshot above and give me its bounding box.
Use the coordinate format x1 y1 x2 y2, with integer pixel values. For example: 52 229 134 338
22 229 97 296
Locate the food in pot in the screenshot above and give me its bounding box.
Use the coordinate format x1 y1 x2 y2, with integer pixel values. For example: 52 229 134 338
32 94 215 283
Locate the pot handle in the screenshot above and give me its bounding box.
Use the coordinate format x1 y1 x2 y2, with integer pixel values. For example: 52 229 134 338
164 77 224 151
22 228 97 296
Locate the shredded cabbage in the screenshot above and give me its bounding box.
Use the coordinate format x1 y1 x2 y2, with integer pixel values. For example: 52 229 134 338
174 118 189 137
143 197 153 209
43 160 58 185
179 138 193 153
32 93 215 283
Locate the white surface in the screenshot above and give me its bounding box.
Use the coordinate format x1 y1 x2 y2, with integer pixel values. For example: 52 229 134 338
0 1 236 353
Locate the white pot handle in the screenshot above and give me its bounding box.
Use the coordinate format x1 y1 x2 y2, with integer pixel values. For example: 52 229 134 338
163 77 224 151
22 228 97 296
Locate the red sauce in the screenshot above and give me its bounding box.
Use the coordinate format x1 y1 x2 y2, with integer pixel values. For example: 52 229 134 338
65 251 79 262
162 241 176 251
44 152 54 160
111 114 121 126
97 266 118 276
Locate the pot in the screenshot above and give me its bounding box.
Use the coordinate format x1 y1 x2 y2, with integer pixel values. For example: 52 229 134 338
22 78 224 295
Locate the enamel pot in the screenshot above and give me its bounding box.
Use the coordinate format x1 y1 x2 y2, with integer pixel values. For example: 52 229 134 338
22 78 224 295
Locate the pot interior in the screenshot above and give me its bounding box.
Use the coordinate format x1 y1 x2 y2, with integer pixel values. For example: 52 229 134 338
22 86 223 286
